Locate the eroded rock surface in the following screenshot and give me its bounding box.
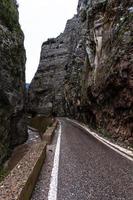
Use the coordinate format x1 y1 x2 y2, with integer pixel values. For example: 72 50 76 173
0 0 27 165
28 15 81 116
29 0 133 144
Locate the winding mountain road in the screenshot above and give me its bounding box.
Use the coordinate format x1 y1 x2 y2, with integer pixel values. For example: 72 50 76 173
31 118 133 200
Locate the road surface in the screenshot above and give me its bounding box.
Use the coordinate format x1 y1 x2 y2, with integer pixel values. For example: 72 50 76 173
31 118 133 200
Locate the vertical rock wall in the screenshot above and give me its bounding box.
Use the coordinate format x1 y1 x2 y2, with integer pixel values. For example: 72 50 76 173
28 0 133 144
0 0 27 164
78 0 133 143
28 15 81 116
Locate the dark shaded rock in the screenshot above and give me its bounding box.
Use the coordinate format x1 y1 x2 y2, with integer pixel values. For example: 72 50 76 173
0 0 27 165
128 137 133 145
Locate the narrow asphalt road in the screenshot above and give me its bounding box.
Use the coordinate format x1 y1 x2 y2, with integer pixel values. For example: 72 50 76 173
32 118 133 200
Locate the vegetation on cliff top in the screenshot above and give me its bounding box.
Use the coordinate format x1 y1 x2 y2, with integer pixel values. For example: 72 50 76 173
0 0 20 31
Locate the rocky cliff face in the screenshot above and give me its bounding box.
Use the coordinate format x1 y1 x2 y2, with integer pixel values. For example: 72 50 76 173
78 0 133 144
29 0 133 144
28 15 81 116
0 0 27 165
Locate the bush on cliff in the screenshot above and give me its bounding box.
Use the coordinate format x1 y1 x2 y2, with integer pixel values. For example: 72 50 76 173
0 0 20 31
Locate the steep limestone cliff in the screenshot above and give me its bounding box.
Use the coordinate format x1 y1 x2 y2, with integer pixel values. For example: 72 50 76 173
78 0 133 144
29 0 133 144
0 0 27 165
28 15 81 116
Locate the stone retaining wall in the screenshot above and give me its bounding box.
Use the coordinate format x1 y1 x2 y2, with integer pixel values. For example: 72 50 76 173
0 121 58 200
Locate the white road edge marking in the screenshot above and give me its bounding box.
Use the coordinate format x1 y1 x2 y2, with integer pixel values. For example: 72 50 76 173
48 121 61 200
67 118 133 162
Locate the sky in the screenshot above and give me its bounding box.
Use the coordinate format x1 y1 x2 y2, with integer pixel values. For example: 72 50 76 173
17 0 78 83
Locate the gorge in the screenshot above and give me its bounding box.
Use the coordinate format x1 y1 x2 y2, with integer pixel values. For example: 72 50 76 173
28 0 133 145
0 0 133 168
0 0 133 198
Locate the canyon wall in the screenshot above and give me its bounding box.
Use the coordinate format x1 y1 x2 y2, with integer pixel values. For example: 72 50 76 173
0 0 27 165
29 0 133 144
28 15 82 116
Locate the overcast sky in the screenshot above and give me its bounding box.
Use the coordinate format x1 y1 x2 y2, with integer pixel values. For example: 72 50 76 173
17 0 78 83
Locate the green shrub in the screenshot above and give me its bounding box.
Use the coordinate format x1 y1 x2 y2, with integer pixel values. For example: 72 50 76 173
97 127 111 139
0 0 20 31
0 166 8 182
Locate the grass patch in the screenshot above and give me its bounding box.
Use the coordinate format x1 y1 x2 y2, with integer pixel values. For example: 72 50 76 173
97 127 112 139
0 166 8 182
